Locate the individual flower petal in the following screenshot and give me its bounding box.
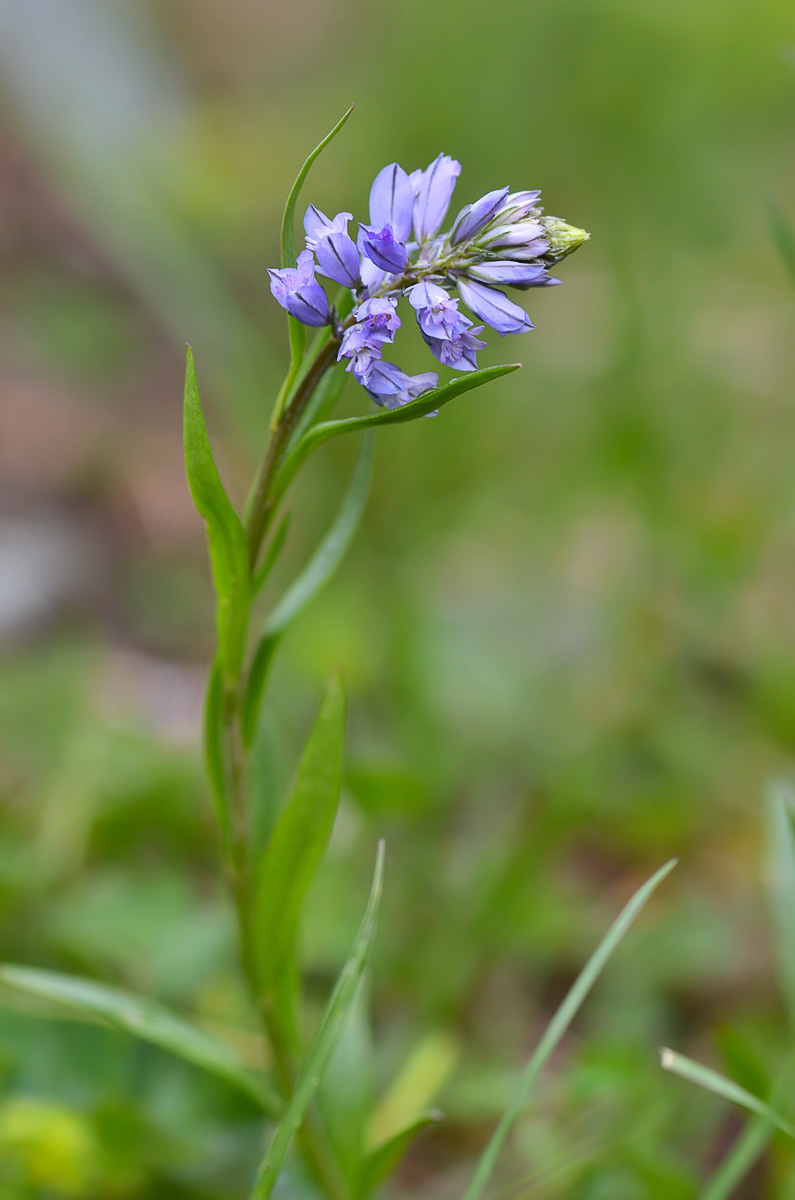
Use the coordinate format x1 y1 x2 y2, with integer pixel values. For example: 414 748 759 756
493 189 542 223
369 163 414 243
359 223 409 274
314 230 361 287
450 186 509 245
478 220 547 251
413 153 461 243
423 323 486 372
267 249 330 326
465 261 551 288
457 277 533 335
303 208 361 287
364 360 439 410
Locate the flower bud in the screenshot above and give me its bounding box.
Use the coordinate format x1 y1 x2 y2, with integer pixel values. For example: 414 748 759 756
540 216 590 262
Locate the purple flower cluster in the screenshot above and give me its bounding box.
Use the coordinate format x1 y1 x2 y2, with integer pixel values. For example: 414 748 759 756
268 154 588 409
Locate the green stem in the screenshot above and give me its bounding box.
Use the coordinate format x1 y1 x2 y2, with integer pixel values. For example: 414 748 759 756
213 329 351 1200
245 336 341 571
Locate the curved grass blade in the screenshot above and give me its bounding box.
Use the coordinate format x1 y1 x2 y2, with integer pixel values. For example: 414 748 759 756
272 364 519 512
0 964 281 1116
271 104 354 428
660 1048 795 1140
252 676 347 1043
184 346 250 681
461 858 677 1200
698 1049 795 1200
251 841 385 1200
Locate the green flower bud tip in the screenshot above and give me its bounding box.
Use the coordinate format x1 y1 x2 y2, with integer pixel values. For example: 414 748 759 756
541 215 590 262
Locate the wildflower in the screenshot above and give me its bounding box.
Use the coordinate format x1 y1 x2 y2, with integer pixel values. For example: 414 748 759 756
450 186 509 246
364 360 438 410
268 149 588 405
267 250 330 326
358 223 408 274
368 163 414 243
337 297 400 381
303 206 361 287
406 282 468 341
423 319 486 372
456 277 533 335
411 154 461 243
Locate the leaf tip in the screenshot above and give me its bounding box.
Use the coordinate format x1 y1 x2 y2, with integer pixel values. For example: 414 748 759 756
660 1047 676 1070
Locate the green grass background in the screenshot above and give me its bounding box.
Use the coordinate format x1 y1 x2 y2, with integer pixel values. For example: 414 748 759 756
0 0 795 1195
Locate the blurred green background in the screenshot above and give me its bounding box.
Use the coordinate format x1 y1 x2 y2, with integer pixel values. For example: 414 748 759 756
1 0 795 1196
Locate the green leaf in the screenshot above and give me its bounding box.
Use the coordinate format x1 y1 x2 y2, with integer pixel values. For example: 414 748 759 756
461 858 677 1200
660 1047 795 1140
252 676 347 1040
243 437 372 747
0 964 280 1116
272 363 520 512
251 842 385 1200
765 780 795 1024
359 1111 441 1199
769 200 795 289
270 105 354 427
367 1029 458 1149
183 346 250 680
280 105 354 269
267 433 373 639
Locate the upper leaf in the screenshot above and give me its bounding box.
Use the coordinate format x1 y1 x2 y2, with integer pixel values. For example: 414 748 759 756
183 347 250 680
272 363 520 511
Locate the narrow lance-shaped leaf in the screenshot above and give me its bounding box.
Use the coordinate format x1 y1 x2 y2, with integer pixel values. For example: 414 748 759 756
243 436 373 746
251 842 385 1200
184 347 250 680
461 859 677 1200
660 1047 795 1140
0 965 281 1116
252 675 347 1045
271 105 355 427
271 363 520 514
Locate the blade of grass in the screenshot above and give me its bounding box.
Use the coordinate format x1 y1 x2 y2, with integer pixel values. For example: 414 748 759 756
698 1048 795 1200
461 859 677 1200
250 841 385 1200
660 1048 795 1140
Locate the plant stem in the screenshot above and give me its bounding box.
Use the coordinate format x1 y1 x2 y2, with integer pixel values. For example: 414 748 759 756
214 331 350 1200
245 336 341 571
